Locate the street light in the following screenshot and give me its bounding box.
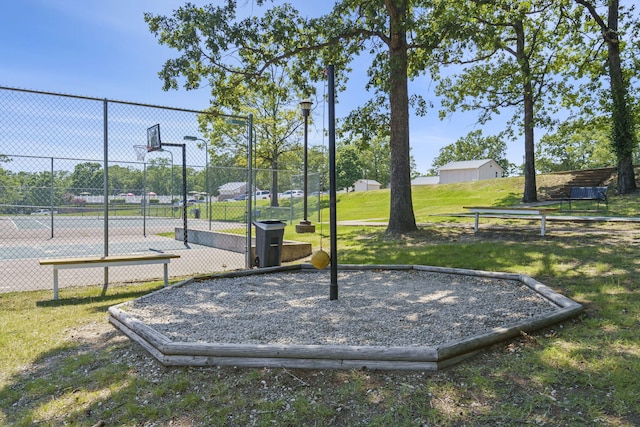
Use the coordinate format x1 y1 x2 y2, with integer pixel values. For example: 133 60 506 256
183 135 211 230
296 99 315 233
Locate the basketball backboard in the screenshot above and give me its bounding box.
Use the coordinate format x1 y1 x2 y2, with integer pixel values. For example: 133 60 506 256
147 124 161 151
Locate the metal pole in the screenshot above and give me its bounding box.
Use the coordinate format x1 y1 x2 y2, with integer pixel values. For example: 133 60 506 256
205 141 210 230
142 162 147 237
50 157 54 238
103 99 109 294
162 149 174 217
246 114 253 269
303 113 308 222
164 142 188 245
182 144 187 245
328 65 338 300
170 154 174 216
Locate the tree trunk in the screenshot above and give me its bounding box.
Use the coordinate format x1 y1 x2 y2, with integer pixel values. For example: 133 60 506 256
605 0 636 194
385 0 417 234
516 20 538 203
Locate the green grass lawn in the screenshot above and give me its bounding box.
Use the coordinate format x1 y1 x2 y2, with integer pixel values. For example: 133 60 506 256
1 175 639 426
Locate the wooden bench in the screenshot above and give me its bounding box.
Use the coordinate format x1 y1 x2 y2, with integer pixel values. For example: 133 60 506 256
561 186 608 210
464 206 559 236
39 253 180 300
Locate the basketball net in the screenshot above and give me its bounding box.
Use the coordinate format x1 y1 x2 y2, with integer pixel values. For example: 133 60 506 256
134 145 149 162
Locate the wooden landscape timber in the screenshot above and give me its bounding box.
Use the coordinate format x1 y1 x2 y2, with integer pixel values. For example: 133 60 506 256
109 264 583 371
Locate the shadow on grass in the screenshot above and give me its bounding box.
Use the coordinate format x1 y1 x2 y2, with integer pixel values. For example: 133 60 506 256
35 285 164 310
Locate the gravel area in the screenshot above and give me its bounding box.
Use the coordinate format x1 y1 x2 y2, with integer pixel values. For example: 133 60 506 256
121 269 561 347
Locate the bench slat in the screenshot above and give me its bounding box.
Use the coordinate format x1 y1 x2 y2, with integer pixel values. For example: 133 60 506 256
568 186 607 200
562 186 608 210
39 253 180 266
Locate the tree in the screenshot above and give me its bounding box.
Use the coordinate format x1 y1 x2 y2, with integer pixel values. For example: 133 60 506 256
434 0 576 203
70 163 102 194
108 165 142 194
358 137 392 188
146 157 174 196
305 145 329 192
197 66 306 208
571 0 637 193
535 117 616 172
0 166 20 213
429 130 515 176
145 1 455 234
336 145 364 191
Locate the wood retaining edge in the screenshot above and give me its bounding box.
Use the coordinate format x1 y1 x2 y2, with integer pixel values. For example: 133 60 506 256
108 264 584 371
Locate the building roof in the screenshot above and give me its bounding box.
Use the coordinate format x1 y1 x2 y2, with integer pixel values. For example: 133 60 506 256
411 176 439 185
439 159 503 171
354 179 381 186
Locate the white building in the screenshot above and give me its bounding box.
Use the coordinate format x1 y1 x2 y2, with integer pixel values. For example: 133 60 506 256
438 159 504 184
218 182 247 200
352 179 381 192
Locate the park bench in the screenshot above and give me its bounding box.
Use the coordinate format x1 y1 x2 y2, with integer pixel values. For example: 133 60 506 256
464 206 559 236
561 186 608 210
39 253 180 300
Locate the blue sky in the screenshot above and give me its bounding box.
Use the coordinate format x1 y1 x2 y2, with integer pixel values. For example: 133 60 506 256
0 0 520 175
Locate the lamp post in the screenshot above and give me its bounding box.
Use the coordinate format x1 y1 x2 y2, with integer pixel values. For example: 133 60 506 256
296 99 316 233
183 136 211 230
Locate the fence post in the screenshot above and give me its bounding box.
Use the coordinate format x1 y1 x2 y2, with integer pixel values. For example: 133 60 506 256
50 157 54 238
103 98 110 294
246 114 253 269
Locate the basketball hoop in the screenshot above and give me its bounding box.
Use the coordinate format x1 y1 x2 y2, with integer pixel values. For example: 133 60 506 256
134 145 149 162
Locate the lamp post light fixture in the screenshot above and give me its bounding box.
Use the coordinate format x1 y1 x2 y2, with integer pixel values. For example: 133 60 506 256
183 135 211 230
296 98 316 234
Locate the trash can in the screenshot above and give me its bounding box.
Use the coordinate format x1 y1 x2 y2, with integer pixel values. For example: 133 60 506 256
253 220 286 268
192 208 200 218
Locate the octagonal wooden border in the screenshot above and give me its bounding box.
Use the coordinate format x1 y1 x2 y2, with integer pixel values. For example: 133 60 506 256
108 264 583 371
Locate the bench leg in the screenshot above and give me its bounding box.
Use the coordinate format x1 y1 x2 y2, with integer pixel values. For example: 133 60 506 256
164 263 169 287
474 213 479 233
101 267 109 296
53 268 59 300
541 215 547 236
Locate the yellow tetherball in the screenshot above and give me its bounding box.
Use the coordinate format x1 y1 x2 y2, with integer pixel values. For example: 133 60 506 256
310 249 330 269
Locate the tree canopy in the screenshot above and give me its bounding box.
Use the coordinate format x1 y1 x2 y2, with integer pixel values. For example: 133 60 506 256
145 0 461 234
535 117 616 173
433 0 579 202
196 65 307 207
568 0 638 193
145 1 640 221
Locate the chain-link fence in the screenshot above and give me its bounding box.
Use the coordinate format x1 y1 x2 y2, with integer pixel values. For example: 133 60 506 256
1 86 316 297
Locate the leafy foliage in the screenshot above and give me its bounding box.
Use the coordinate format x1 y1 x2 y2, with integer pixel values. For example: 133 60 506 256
70 162 102 193
535 117 616 172
336 144 363 191
195 66 306 206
